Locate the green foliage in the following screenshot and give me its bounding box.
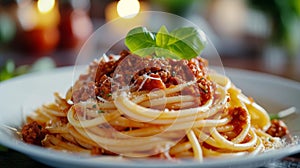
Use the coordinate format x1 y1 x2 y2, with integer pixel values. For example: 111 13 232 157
0 14 16 44
0 57 56 82
248 0 300 55
0 145 8 152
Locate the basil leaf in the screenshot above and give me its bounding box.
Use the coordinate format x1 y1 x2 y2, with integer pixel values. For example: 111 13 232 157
156 25 169 47
270 114 279 120
155 26 178 58
125 27 156 56
155 47 179 59
167 27 206 59
125 26 207 59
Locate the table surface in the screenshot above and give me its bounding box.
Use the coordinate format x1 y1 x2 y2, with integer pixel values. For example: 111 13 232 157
1 49 300 168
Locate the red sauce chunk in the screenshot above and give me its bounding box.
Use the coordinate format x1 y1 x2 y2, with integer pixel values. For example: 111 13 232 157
266 119 289 138
21 121 48 146
226 107 248 140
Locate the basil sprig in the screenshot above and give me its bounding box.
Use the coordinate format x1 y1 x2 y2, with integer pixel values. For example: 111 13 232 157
125 25 207 59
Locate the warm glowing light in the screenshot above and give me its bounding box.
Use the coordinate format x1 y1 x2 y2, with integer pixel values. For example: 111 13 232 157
37 0 55 13
117 0 140 19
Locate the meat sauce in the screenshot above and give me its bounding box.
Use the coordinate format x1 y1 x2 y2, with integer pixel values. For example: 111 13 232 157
21 121 48 146
221 107 249 141
266 119 289 138
224 107 289 140
72 50 213 106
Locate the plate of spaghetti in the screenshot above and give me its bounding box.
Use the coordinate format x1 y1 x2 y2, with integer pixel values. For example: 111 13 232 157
1 23 300 168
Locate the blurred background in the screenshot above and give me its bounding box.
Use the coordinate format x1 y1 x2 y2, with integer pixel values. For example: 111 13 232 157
0 0 300 82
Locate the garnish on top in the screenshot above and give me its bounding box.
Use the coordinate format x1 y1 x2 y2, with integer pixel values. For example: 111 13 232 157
125 25 207 60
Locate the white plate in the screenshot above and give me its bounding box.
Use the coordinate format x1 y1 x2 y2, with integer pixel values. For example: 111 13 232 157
0 66 300 168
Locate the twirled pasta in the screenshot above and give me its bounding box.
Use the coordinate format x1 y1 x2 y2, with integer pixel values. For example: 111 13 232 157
22 57 283 161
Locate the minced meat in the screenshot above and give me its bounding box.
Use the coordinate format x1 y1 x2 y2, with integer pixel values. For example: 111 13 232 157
21 121 48 146
72 50 213 105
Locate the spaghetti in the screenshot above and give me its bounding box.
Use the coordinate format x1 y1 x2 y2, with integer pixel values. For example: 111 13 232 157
21 50 287 161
